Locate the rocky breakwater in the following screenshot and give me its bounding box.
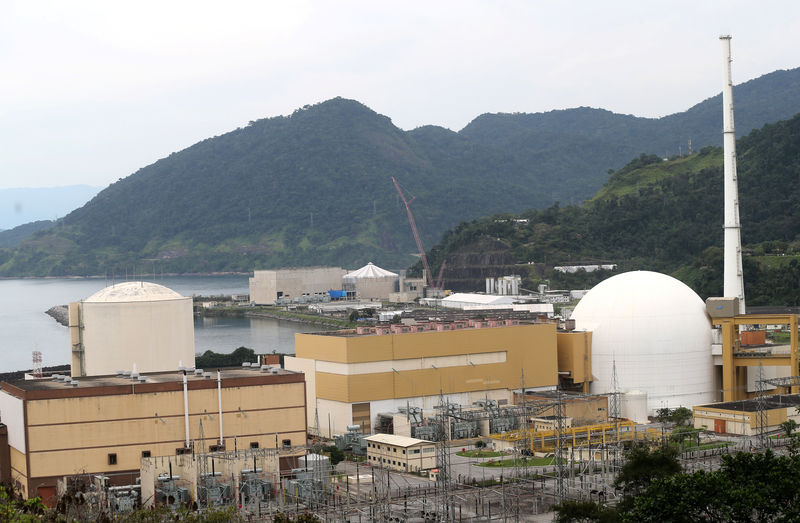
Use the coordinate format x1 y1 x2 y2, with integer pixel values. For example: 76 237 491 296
46 305 69 327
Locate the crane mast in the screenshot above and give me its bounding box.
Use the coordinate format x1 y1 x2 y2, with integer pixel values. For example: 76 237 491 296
391 177 434 289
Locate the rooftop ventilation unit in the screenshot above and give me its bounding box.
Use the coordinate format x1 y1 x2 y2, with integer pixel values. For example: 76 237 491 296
260 365 271 372
116 370 125 376
242 362 251 368
203 372 211 379
271 369 279 375
63 377 73 385
71 381 78 387
122 370 131 377
137 376 147 383
194 369 203 376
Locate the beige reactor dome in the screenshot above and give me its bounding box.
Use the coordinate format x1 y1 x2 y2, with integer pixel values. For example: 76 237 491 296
69 282 195 377
571 271 714 418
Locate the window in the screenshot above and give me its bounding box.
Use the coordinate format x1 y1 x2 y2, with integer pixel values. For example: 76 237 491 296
282 439 291 449
250 442 259 449
402 450 406 454
424 447 434 453
108 453 117 465
141 450 151 459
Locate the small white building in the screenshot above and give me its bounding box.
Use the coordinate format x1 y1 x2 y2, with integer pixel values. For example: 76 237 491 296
364 434 436 473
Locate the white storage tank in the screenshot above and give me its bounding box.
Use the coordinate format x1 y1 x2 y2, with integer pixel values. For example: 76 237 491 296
69 282 195 377
620 391 649 424
572 271 714 417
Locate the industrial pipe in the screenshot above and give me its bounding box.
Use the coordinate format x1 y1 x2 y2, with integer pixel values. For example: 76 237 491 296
182 371 190 449
217 370 224 446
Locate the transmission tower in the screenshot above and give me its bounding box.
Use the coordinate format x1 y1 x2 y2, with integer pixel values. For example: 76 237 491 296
32 351 43 378
434 392 453 521
610 358 620 420
756 363 768 447
554 388 566 501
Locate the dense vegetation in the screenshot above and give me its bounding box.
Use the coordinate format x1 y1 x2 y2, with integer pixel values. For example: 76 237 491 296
555 446 800 522
3 66 800 277
418 111 800 305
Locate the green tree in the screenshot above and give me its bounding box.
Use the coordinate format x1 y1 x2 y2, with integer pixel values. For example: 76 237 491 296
780 419 797 437
553 499 619 522
626 450 800 522
614 444 681 506
670 407 692 426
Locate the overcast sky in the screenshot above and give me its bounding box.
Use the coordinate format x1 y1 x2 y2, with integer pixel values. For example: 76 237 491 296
2 0 799 190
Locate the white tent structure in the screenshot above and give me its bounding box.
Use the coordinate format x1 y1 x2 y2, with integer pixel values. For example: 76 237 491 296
440 293 515 309
571 271 714 420
342 262 399 300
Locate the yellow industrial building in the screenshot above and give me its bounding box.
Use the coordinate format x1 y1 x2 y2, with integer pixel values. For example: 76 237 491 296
693 394 800 436
285 321 591 437
0 367 306 504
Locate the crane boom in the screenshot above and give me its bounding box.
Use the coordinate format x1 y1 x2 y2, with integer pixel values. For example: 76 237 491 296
391 177 434 288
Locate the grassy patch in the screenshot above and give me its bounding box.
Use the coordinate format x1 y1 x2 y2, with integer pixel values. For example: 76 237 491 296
679 441 732 451
456 450 503 458
477 456 560 468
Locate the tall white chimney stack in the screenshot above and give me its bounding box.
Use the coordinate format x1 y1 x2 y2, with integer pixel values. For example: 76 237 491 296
720 35 746 314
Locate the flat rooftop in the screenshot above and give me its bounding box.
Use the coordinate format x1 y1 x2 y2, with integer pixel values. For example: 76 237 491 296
1 366 300 399
697 394 800 412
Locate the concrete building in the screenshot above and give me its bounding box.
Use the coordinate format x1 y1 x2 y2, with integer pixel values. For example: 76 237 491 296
68 282 195 377
364 434 436 473
285 322 591 437
249 267 346 305
342 263 399 301
0 367 306 504
693 394 800 436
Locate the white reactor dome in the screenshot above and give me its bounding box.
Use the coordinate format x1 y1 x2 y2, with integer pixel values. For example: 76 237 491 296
572 271 714 418
85 281 185 302
70 282 195 377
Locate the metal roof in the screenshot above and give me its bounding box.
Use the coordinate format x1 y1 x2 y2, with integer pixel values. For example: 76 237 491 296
364 433 433 447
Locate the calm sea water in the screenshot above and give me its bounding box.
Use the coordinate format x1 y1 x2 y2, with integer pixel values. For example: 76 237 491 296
0 275 326 373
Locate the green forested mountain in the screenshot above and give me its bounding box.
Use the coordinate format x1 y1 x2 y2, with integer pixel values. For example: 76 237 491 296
2 66 800 277
421 112 800 306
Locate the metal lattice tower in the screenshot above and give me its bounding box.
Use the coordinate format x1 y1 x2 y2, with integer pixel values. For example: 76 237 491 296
435 392 453 521
554 388 566 501
32 351 43 378
756 363 768 447
610 358 620 420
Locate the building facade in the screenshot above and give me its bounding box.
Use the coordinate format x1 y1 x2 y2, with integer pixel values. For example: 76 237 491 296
364 434 436 473
249 267 346 305
693 394 800 436
285 322 579 438
0 368 306 504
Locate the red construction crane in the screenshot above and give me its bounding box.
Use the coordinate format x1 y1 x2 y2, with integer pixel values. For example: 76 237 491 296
392 176 434 289
435 260 446 289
